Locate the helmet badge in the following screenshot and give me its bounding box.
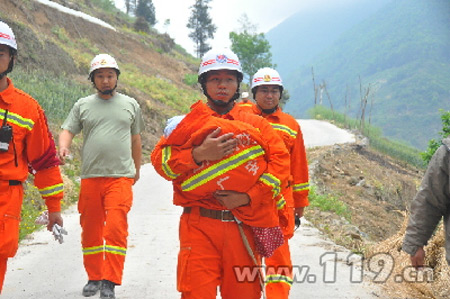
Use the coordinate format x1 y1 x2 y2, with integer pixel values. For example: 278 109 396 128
263 75 271 82
216 54 227 64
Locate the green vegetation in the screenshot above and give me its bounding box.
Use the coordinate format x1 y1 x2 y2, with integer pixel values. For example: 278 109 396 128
10 67 87 239
183 73 198 87
308 185 351 221
309 105 425 168
121 64 197 112
11 66 91 121
230 30 274 86
421 110 450 164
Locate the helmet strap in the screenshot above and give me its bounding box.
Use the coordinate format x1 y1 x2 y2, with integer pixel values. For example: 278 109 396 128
259 105 278 115
0 56 15 80
95 82 117 96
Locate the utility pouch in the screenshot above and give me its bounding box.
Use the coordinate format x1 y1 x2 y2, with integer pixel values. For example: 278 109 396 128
0 110 12 152
0 125 12 152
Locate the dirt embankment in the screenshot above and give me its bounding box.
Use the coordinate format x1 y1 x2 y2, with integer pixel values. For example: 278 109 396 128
306 143 450 298
306 143 422 248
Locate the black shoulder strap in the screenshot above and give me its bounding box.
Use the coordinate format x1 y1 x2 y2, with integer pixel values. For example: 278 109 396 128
2 109 7 127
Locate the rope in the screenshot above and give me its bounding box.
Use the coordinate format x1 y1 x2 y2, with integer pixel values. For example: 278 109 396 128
235 217 267 299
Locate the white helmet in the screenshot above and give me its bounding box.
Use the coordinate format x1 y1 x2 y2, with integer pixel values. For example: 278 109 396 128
0 21 17 51
198 48 243 77
251 67 283 89
89 54 120 78
241 91 249 99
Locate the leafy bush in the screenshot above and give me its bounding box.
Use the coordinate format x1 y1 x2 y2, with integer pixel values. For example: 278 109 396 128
421 109 450 164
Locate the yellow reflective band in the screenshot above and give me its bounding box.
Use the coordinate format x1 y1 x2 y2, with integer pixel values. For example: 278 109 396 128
39 183 64 197
105 245 127 256
0 108 35 131
270 123 297 138
259 173 281 198
162 146 179 179
265 274 293 286
182 145 265 192
82 245 104 256
293 182 310 192
276 195 286 210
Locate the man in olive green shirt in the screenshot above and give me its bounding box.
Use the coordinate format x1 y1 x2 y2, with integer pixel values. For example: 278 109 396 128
59 54 144 299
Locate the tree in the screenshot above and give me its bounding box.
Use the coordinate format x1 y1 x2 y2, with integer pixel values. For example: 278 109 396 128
421 110 450 164
136 0 156 26
229 30 275 85
187 0 216 58
124 0 137 15
236 13 258 34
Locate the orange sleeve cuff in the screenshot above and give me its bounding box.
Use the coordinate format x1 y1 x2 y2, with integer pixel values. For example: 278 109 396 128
294 193 309 208
45 198 62 213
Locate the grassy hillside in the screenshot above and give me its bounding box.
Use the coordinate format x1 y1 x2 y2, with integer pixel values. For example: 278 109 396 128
1 0 202 237
1 0 202 151
280 0 450 150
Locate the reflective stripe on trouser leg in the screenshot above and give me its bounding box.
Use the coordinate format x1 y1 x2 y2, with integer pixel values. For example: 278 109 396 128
79 178 133 285
80 178 106 281
102 178 132 285
265 240 293 299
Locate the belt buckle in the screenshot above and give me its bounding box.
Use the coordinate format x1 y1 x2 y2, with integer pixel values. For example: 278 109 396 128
220 210 234 222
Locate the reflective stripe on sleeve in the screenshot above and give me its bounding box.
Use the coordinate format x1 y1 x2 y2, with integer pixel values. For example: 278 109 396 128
181 145 265 192
270 123 297 138
293 182 310 192
276 195 286 210
258 173 281 198
38 183 64 197
162 146 179 179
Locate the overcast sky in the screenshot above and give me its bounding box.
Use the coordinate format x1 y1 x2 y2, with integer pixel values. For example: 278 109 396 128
113 0 359 56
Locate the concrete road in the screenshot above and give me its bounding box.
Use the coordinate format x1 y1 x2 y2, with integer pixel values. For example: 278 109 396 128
1 120 381 298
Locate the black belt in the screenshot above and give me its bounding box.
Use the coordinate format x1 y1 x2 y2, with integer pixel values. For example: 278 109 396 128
9 180 22 186
183 207 235 222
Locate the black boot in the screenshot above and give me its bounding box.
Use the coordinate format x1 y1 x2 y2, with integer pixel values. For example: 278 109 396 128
82 280 101 297
100 280 116 299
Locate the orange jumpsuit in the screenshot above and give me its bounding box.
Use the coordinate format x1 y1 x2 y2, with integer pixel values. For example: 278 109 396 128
252 105 310 299
0 78 63 293
151 100 290 299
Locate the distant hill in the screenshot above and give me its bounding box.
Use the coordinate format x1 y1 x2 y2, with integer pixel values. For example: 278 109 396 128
268 0 450 150
266 0 391 77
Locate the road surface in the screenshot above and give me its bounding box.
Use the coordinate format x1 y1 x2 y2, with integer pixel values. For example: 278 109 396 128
2 120 381 298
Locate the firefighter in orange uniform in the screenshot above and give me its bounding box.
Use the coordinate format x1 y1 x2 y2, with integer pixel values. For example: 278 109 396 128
251 67 310 299
151 49 290 299
59 54 144 299
237 91 256 112
0 21 64 294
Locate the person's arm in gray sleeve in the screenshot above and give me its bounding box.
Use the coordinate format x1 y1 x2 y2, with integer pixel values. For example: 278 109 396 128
403 143 450 267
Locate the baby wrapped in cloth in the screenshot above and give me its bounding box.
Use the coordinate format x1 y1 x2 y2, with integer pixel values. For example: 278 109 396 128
161 101 284 257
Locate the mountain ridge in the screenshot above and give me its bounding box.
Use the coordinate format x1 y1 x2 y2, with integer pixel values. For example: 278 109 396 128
268 0 450 150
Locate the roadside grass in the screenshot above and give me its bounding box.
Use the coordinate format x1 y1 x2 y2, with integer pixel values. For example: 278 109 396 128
308 185 351 221
308 105 425 169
